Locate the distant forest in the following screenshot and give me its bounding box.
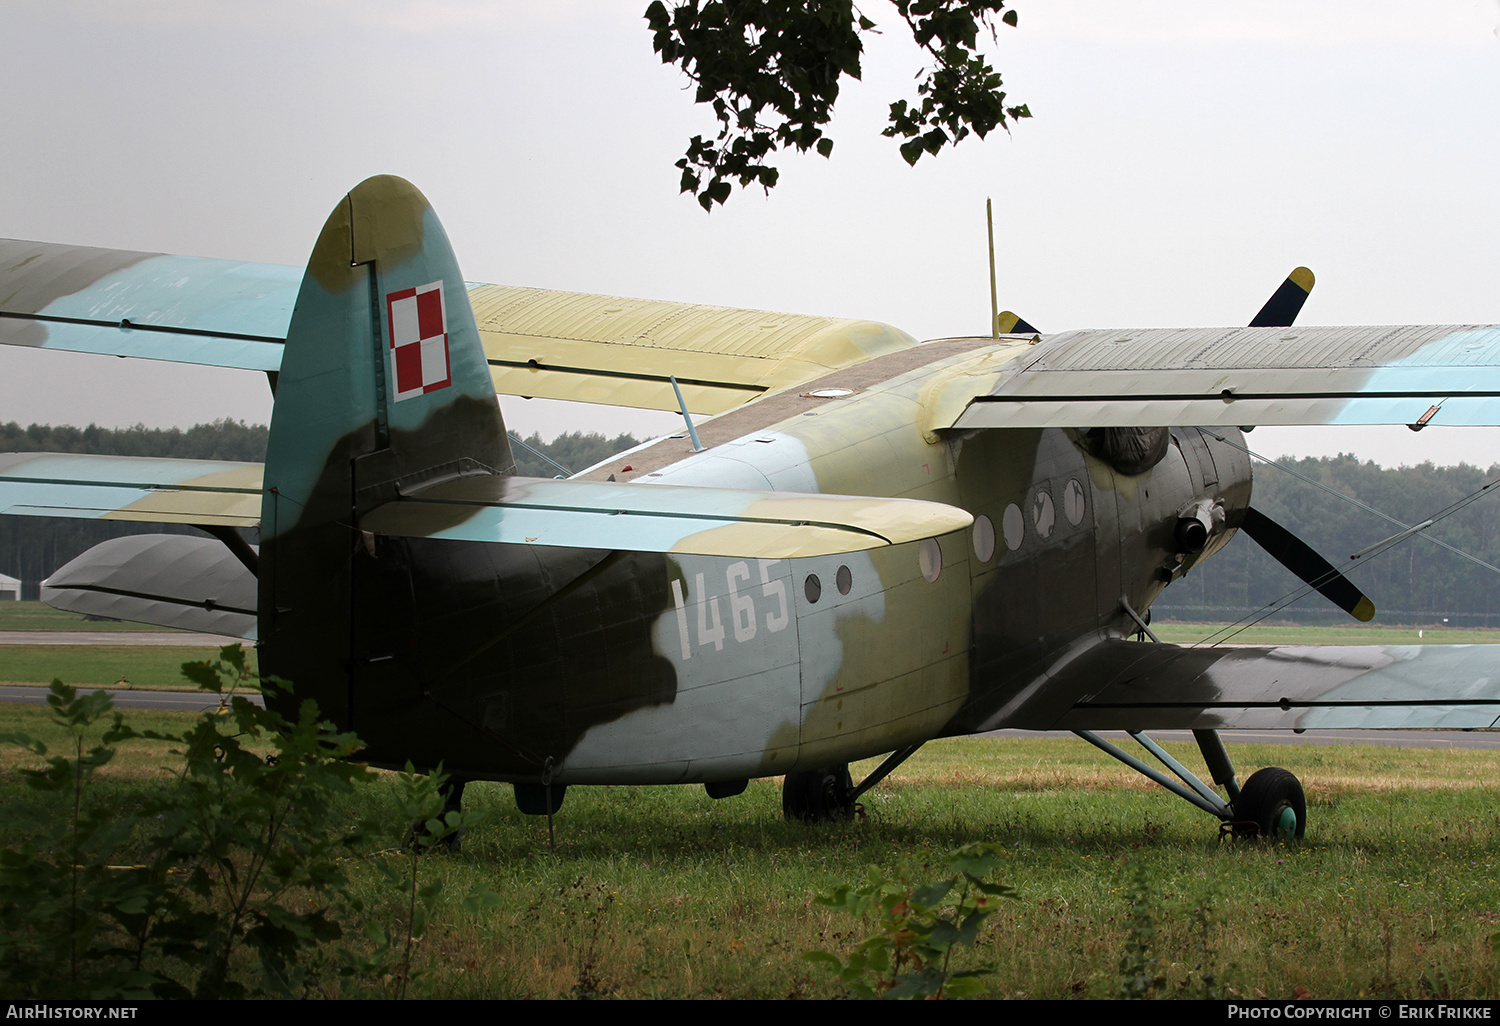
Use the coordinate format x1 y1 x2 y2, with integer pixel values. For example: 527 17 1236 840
1160 453 1500 626
0 422 639 597
3 422 1499 625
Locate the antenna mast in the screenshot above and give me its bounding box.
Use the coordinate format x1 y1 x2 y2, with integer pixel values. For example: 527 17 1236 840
986 197 998 339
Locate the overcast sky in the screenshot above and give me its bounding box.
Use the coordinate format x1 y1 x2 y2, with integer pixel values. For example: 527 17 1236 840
4 0 1500 468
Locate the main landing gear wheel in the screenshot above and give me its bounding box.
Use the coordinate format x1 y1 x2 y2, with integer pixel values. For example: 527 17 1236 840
1232 767 1306 841
782 765 857 822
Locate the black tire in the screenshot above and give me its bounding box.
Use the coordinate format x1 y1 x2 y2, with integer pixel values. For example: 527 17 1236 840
782 765 856 822
1233 767 1306 840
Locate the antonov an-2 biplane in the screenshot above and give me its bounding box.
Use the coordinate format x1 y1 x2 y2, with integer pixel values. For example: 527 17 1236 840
5 176 1500 840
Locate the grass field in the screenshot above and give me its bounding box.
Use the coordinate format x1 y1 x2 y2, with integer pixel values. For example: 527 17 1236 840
0 601 238 688
5 620 1500 998
1154 621 1500 646
0 645 250 689
0 600 176 632
4 695 1500 1000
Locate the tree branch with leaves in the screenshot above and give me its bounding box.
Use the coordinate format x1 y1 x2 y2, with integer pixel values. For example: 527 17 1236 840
646 0 1030 210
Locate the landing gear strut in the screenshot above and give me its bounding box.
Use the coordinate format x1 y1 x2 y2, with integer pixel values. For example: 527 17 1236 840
1076 728 1306 841
782 765 856 821
780 744 926 822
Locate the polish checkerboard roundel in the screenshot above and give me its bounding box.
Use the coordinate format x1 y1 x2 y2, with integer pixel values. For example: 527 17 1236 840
386 281 452 401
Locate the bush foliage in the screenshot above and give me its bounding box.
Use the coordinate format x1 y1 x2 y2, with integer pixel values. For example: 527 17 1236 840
0 647 480 998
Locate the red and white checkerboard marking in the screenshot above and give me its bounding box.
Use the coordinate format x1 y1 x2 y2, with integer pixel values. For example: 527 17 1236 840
386 281 451 401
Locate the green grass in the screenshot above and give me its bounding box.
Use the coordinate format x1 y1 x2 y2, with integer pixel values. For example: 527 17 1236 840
0 600 181 632
5 698 1500 1000
0 645 253 689
5 624 1500 997
1154 620 1500 647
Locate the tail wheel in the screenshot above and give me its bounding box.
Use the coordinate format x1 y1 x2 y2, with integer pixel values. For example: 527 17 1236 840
782 765 856 822
1232 767 1306 840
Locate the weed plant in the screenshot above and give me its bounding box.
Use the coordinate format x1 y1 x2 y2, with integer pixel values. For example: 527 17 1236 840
0 650 484 998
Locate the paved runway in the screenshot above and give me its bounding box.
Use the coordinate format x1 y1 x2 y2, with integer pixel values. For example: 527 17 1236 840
0 684 262 710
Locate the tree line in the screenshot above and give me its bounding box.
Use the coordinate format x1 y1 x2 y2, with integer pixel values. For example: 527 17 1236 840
1162 452 1500 626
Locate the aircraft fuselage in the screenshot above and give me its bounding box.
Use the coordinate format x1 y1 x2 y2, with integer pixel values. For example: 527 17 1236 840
263 338 1251 787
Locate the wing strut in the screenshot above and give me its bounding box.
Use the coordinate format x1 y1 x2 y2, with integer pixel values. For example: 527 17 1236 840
1073 730 1229 817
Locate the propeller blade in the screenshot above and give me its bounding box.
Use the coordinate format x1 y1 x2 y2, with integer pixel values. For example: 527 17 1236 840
1248 266 1315 327
996 310 1040 334
1239 506 1376 622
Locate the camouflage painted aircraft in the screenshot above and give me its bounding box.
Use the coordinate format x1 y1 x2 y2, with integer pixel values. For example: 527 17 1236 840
5 175 1500 840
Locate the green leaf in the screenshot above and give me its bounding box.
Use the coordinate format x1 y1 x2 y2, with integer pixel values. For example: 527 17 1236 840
803 950 844 968
911 878 956 908
0 731 45 756
218 643 246 675
949 842 1005 879
180 659 220 691
462 883 505 915
945 974 988 998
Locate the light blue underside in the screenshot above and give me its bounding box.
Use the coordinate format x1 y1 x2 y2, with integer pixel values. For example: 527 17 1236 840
1327 328 1500 426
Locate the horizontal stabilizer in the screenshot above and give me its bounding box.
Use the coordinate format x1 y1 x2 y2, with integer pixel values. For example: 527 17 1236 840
1003 639 1500 731
43 534 257 639
362 475 972 558
0 453 972 557
0 452 263 527
952 323 1500 429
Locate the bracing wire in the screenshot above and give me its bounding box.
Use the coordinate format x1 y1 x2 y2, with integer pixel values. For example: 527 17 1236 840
1187 436 1500 647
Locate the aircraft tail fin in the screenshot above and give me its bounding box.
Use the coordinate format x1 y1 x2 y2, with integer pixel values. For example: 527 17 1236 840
263 175 511 525
259 176 513 725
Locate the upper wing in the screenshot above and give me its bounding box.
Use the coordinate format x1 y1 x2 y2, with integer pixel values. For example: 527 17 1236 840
0 239 293 371
1 238 918 413
468 283 918 414
949 324 1500 429
998 638 1500 731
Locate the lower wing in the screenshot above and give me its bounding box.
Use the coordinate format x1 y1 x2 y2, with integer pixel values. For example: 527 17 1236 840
1000 638 1500 732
